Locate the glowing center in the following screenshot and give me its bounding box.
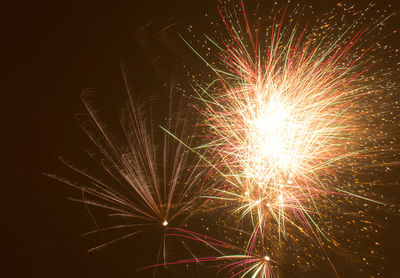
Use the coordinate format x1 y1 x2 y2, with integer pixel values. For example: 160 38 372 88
247 95 301 179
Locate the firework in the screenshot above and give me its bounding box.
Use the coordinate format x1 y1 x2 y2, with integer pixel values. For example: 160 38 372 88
46 63 209 268
181 0 398 276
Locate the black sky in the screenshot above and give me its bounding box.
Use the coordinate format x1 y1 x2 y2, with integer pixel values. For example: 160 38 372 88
3 0 400 277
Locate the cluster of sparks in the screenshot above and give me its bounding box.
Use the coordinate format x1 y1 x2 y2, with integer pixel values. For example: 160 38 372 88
48 1 399 277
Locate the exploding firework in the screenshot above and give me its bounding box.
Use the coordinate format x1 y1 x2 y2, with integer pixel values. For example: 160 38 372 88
179 0 399 276
48 0 399 277
195 1 370 238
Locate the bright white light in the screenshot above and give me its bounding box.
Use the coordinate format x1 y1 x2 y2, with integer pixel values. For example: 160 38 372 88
162 220 168 226
247 95 302 181
264 255 271 261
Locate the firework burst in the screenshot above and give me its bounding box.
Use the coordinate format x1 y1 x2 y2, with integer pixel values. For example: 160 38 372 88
182 0 398 276
46 64 209 267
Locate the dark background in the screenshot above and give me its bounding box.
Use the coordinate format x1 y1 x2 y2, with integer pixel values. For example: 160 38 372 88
3 0 400 277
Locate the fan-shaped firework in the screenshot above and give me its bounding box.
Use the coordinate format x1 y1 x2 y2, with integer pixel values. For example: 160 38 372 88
46 64 209 267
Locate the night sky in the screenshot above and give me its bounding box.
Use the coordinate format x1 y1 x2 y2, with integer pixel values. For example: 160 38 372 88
4 0 400 277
